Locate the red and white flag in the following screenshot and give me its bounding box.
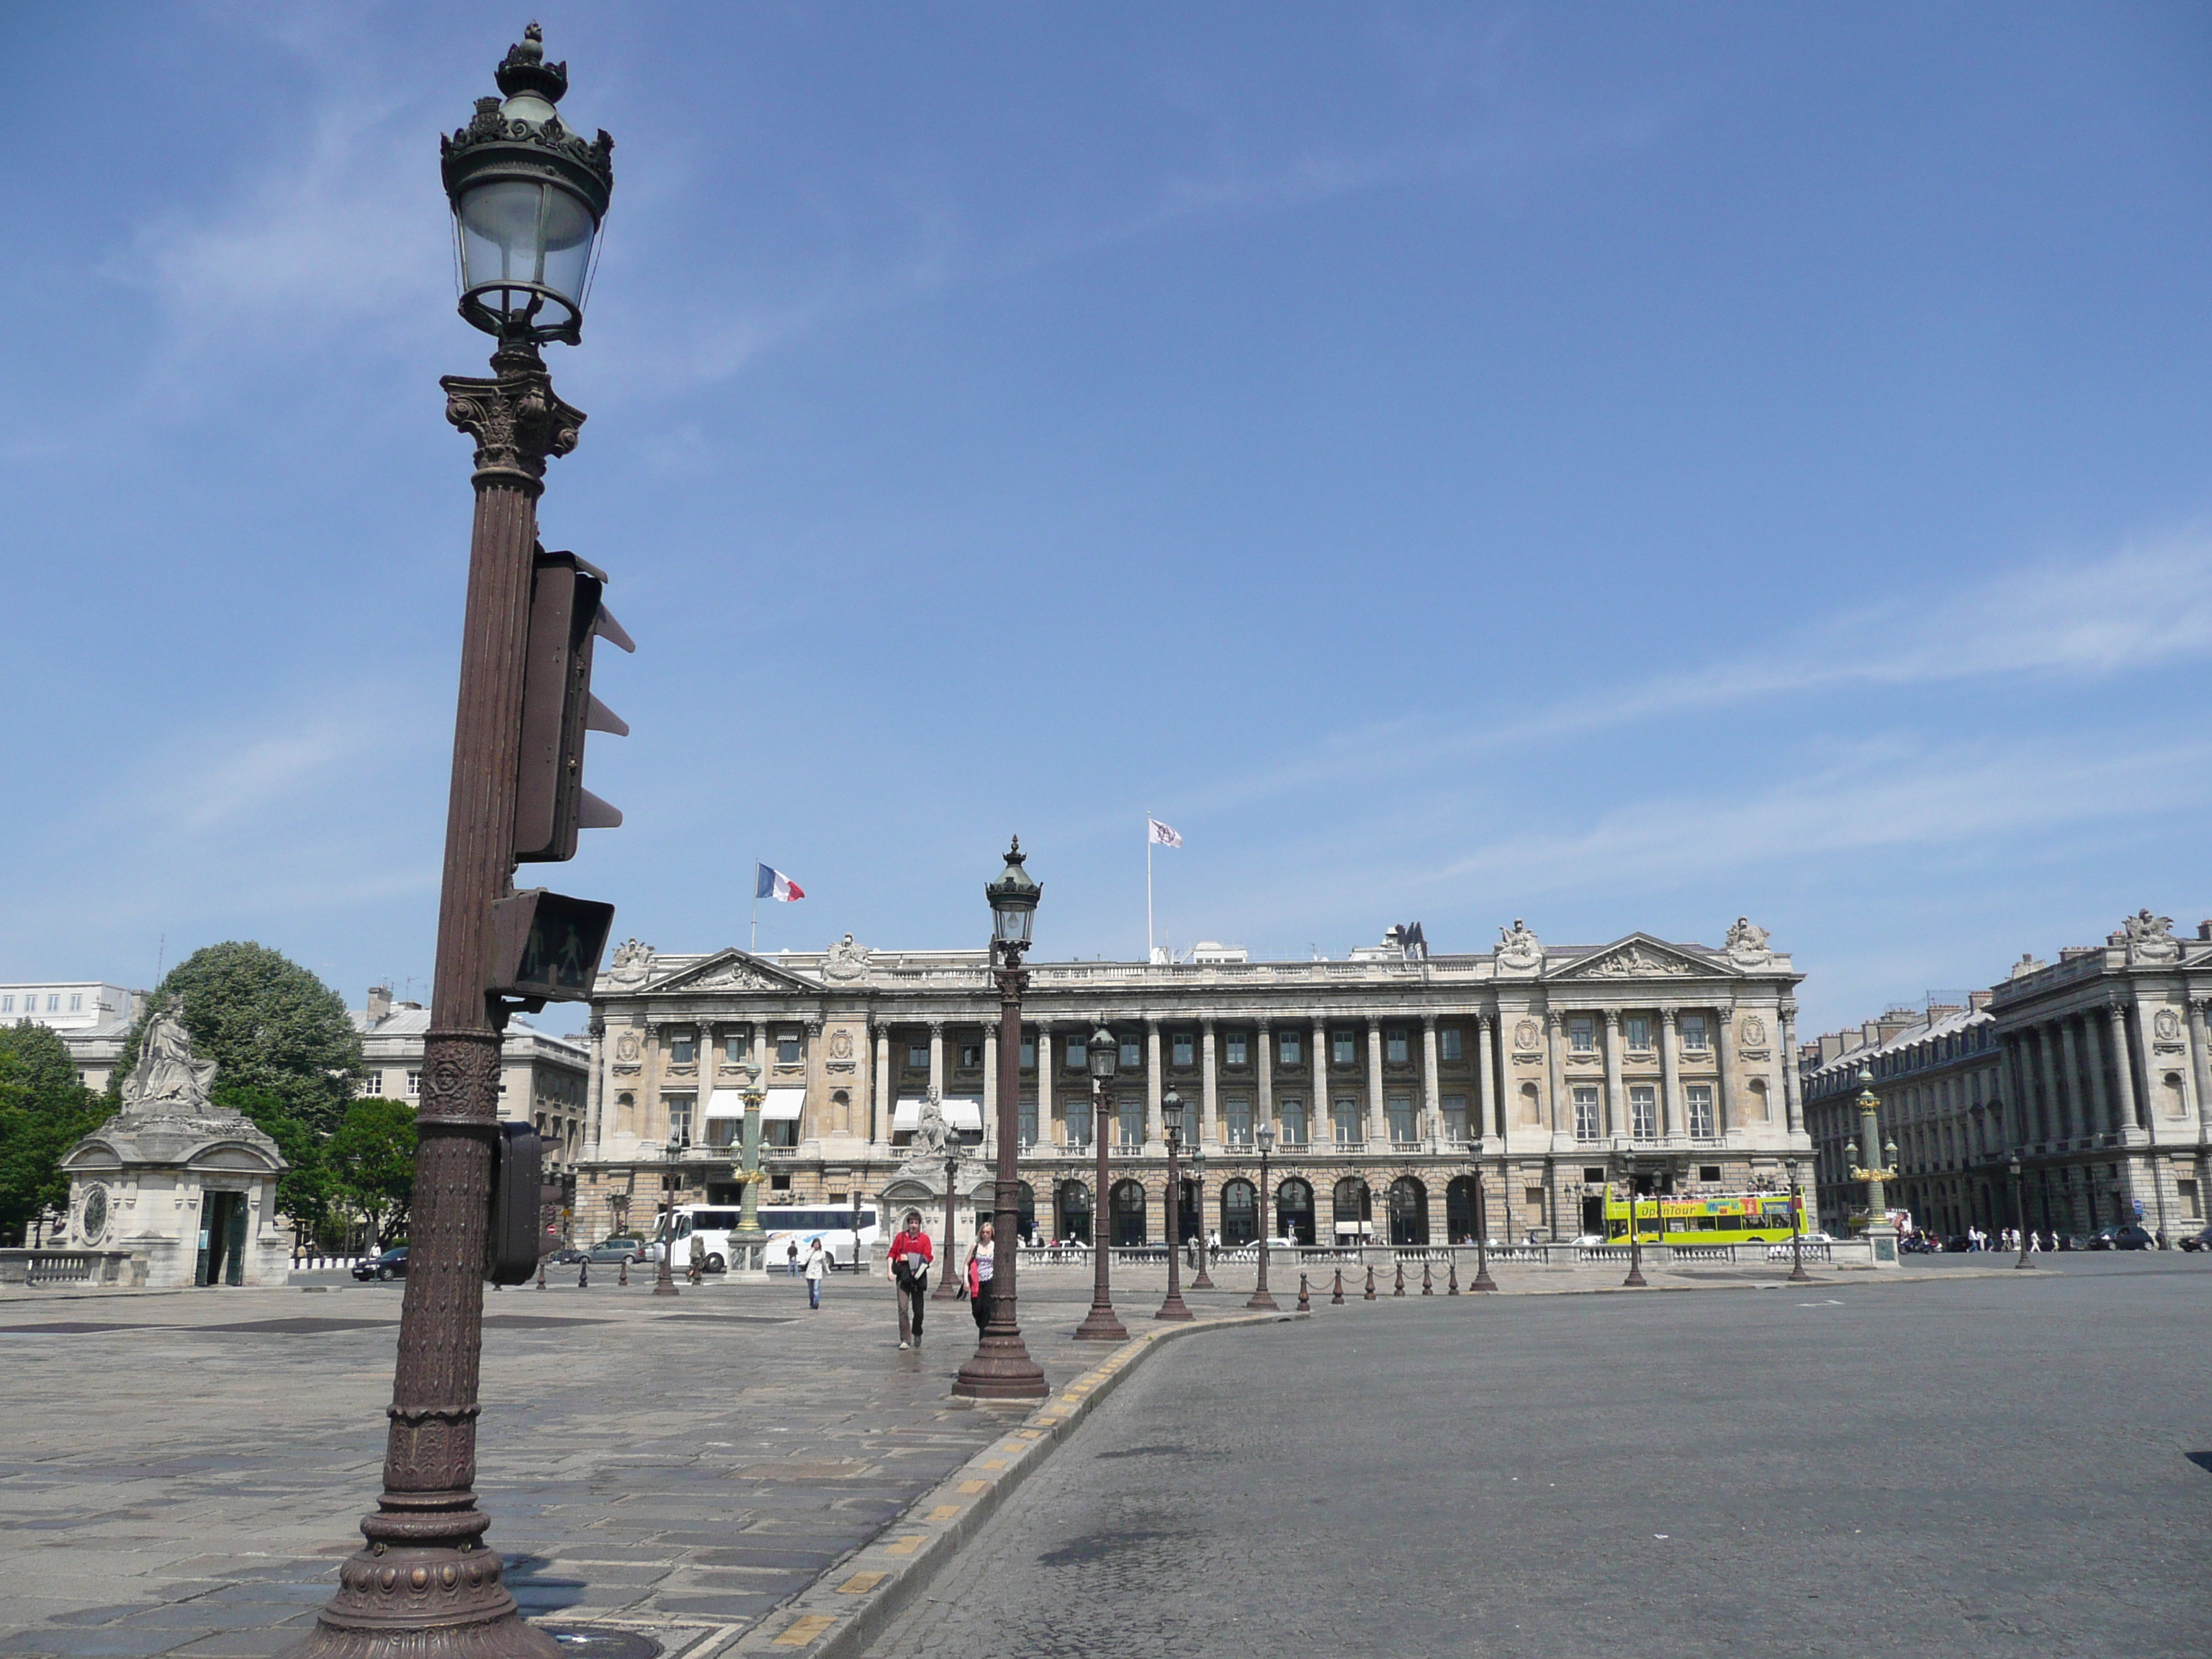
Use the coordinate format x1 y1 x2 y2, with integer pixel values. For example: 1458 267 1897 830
755 863 805 902
1146 817 1183 849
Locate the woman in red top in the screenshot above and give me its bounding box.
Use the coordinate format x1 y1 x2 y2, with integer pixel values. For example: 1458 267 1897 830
889 1209 934 1349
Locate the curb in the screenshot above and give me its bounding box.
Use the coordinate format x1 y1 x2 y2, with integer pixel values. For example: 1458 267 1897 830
718 1308 1298 1658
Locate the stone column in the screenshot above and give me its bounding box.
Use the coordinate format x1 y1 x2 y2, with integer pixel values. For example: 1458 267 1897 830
872 1023 891 1145
982 1023 1000 1141
1476 1014 1497 1143
1255 1019 1274 1140
2109 1001 2143 1133
1365 1017 1385 1144
2189 999 2212 1123
2085 1012 2116 1138
928 1021 945 1104
2033 1026 2063 1144
2003 1035 2033 1149
1713 1007 1737 1138
583 1016 606 1156
2057 1020 2087 1143
1146 1020 1164 1145
1658 1007 1681 1138
1779 1000 1804 1135
1544 1009 1565 1137
1035 1021 1056 1143
1421 1016 1442 1145
1201 1019 1219 1147
1313 1017 1329 1143
1602 1010 1625 1138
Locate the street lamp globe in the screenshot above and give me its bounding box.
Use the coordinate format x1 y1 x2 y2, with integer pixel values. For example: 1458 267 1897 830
441 24 613 346
986 837 1041 951
1088 1024 1118 1081
1161 1088 1184 1140
1256 1123 1277 1155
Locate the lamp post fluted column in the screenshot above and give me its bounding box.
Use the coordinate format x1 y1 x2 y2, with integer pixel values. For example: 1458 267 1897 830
1785 1156 1811 1284
1156 1092 1194 1321
953 919 1048 1399
933 1142 963 1301
1075 1028 1128 1341
653 1134 681 1298
1246 1126 1278 1310
1471 1164 1497 1291
732 1064 765 1268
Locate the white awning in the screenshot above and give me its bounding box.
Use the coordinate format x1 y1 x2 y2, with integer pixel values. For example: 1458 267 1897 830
893 1097 984 1133
704 1086 807 1122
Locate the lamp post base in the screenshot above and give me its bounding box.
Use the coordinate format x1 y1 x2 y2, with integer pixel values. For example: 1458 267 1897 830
1153 1292 1195 1322
951 1334 1048 1401
1074 1301 1129 1341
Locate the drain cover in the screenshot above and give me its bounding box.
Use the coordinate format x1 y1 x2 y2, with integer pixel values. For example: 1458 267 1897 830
539 1629 662 1659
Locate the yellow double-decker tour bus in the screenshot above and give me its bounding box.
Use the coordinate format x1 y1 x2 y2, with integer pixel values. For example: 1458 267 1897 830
1604 1191 1802 1245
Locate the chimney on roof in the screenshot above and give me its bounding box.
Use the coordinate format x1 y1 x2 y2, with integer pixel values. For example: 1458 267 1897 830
2200 920 2211 942
367 985 392 1025
1969 989 1993 1011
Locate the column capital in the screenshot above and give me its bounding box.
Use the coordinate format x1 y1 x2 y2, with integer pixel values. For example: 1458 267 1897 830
1201 1016 1216 1032
1146 1016 1161 1031
927 1019 944 1034
1421 1012 1437 1029
1603 1007 1621 1028
1254 1015 1271 1031
1365 1014 1382 1032
1659 1005 1678 1023
1477 1011 1493 1030
1779 1000 1799 1020
1546 1008 1564 1030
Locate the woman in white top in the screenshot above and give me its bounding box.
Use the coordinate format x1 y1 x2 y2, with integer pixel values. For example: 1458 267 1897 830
966 1221 996 1334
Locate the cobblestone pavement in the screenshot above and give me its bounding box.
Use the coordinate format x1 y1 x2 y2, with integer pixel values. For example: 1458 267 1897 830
0 1263 1256 1659
868 1254 2212 1659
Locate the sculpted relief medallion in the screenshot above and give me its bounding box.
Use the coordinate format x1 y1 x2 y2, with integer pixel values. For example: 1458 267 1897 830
829 1028 854 1061
614 1030 642 1064
2154 1007 2183 1043
1740 1015 1767 1048
1512 1019 1540 1052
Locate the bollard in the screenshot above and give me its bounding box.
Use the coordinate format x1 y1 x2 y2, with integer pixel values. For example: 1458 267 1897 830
536 1257 546 1291
1331 1268 1345 1305
1421 1260 1433 1295
1297 1272 1311 1313
618 1257 629 1287
1364 1263 1377 1301
578 1259 589 1289
1447 1258 1460 1294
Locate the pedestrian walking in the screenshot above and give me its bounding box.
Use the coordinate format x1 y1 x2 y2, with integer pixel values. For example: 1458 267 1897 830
802 1236 827 1310
2028 1229 2043 1254
967 1221 996 1334
786 1240 800 1277
889 1209 933 1349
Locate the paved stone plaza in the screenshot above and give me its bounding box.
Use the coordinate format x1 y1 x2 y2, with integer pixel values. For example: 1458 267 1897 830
1 1256 2206 1658
869 1255 2212 1658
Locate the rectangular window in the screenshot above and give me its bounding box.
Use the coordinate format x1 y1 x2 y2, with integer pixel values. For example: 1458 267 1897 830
1119 1100 1144 1146
1686 1085 1715 1138
960 1043 982 1069
1120 1039 1141 1071
361 1073 384 1096
68 994 82 1012
1066 1035 1087 1071
1385 1028 1409 1064
1332 1098 1361 1144
1681 1015 1708 1050
47 995 59 1012
1020 1036 1035 1069
777 1032 801 1064
2180 1178 2200 1220
1067 1097 1093 1146
666 1096 694 1143
1225 1097 1251 1146
1224 1031 1247 1067
0 997 11 1012
1625 1015 1650 1051
406 1070 422 1097
1387 1095 1417 1142
1570 1017 1595 1053
1333 1032 1356 1068
1279 1031 1302 1066
724 1033 747 1062
1573 1085 1601 1142
1172 1033 1195 1067
1279 1097 1308 1143
1442 1094 1467 1142
1630 1084 1657 1139
907 1042 928 1069
1440 1027 1463 1063
1018 1100 1038 1146
667 1031 696 1064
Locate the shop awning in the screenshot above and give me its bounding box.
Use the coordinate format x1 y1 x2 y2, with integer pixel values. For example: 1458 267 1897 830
704 1086 807 1122
892 1097 983 1133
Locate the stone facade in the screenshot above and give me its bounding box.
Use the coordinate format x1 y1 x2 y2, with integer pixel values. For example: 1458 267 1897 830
353 989 590 1172
575 921 1808 1249
1800 911 2212 1241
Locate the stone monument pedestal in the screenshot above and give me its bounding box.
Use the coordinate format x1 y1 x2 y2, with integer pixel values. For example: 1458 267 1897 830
1863 1218 1902 1269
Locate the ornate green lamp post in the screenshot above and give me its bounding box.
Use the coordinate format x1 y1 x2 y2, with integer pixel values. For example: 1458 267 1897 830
732 1058 767 1265
1845 1064 1903 1265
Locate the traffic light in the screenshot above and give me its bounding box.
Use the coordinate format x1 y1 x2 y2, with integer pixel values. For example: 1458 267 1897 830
514 546 632 863
488 888 617 1002
485 1121 544 1285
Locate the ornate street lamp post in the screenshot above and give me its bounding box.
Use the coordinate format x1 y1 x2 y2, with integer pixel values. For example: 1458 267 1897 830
1620 1160 1648 1288
1845 1064 1903 1264
1190 1145 1215 1289
954 840 1049 1400
1784 1156 1812 1284
1246 1124 1279 1311
731 1059 766 1267
1470 1167 1498 1292
294 28 611 1659
933 1138 963 1302
2010 1159 2031 1269
1156 1091 1195 1321
1074 1025 1129 1341
653 1130 682 1298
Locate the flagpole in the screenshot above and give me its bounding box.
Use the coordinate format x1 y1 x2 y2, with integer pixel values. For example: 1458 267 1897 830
750 858 758 954
1146 819 1154 963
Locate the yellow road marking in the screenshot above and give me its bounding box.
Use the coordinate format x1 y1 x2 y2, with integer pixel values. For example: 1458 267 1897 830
927 1505 960 1522
957 1479 987 1494
886 1534 926 1556
774 1614 837 1645
837 1572 886 1595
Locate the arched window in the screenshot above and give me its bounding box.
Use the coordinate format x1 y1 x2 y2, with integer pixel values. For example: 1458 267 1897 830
1446 1176 1482 1244
1015 1180 1037 1242
1333 1177 1372 1242
830 1088 850 1136
1110 1179 1148 1248
1057 1179 1092 1244
1275 1177 1315 1244
1388 1177 1428 1247
1178 1178 1203 1243
1220 1178 1259 1246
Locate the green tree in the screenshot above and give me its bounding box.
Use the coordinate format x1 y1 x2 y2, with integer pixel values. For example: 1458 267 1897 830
0 1022 107 1246
114 942 361 1134
211 1082 332 1245
326 1098 416 1249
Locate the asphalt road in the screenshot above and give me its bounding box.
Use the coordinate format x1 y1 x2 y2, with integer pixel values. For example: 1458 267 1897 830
868 1256 2212 1658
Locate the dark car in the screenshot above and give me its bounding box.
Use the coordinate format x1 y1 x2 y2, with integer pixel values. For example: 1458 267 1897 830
582 1237 644 1265
2179 1226 2212 1253
1943 1234 1972 1252
352 1246 408 1282
2087 1224 2155 1251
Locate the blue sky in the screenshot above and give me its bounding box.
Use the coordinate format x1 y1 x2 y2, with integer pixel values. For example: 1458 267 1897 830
4 3 2209 1035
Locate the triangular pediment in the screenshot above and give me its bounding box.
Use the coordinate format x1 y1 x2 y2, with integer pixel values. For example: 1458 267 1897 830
1546 935 1729 981
643 948 820 996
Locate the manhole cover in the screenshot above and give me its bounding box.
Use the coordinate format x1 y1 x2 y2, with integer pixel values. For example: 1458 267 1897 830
539 1629 662 1659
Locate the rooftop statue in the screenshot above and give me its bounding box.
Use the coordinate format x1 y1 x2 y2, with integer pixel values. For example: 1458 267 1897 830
120 1009 219 1116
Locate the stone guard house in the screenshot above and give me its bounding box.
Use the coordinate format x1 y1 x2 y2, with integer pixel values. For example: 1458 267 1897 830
575 922 1808 1249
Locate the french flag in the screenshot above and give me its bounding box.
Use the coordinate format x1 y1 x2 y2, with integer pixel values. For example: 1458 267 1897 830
755 863 805 903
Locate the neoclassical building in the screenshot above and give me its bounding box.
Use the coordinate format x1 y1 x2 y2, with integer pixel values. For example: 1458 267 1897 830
1800 910 2211 1241
574 920 1808 1249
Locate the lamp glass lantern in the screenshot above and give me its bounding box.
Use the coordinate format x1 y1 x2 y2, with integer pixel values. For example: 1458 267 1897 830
1161 1089 1184 1139
1256 1123 1276 1155
1088 1025 1118 1082
986 838 1041 950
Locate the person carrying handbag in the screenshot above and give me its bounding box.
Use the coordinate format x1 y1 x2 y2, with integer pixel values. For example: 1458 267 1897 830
966 1220 996 1334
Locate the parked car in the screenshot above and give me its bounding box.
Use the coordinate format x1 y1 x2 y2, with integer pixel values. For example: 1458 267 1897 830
582 1237 644 1265
2178 1226 2212 1253
544 1246 586 1266
2087 1224 2154 1251
352 1246 408 1282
